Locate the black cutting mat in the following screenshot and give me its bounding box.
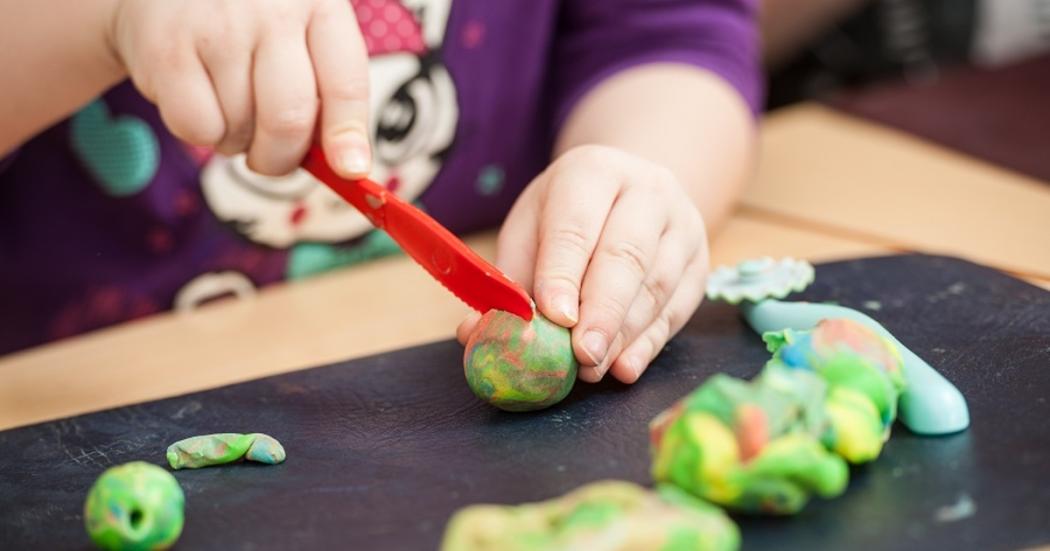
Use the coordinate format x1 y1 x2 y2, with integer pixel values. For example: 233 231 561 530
2 255 1049 550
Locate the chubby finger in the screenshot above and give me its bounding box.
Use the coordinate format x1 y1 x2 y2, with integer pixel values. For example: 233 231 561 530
456 311 483 345
308 0 372 178
495 181 543 294
609 226 695 361
609 311 669 384
572 186 664 372
532 161 620 329
468 183 542 348
578 331 626 383
198 25 254 155
609 252 709 383
248 28 318 176
154 51 225 147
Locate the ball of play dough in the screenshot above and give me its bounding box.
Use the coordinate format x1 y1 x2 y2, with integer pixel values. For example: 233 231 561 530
464 309 578 412
84 461 184 551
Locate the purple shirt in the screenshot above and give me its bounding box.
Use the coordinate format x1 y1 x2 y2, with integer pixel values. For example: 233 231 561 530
0 0 760 355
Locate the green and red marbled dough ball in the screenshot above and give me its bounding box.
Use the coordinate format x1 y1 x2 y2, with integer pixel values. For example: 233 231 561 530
464 310 578 412
83 461 185 551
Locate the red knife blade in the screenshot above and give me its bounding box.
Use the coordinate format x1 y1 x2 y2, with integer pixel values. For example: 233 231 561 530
301 145 534 321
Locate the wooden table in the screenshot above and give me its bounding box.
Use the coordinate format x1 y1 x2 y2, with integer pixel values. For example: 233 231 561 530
2 104 1048 431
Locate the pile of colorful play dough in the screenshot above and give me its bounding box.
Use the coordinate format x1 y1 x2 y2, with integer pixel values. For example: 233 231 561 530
463 310 578 412
83 308 908 549
443 316 908 550
650 318 906 514
441 480 739 551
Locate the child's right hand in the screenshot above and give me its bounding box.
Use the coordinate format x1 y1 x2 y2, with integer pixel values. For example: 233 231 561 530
109 0 371 177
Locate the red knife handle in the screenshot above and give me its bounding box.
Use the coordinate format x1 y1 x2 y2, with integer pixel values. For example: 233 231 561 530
300 146 534 321
301 148 388 228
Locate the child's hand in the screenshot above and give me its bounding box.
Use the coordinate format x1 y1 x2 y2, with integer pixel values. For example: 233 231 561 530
109 0 371 177
458 145 710 384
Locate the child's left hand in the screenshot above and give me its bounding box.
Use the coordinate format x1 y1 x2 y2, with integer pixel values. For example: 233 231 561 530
457 145 710 384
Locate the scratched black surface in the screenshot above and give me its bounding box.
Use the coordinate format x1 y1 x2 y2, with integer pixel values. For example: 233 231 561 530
1 255 1049 551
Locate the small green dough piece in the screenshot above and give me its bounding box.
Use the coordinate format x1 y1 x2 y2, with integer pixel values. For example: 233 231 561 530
463 310 578 412
166 433 285 470
441 480 739 551
84 461 184 551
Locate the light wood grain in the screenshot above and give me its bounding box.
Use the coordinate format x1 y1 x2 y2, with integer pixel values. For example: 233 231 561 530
710 212 891 268
750 104 1050 279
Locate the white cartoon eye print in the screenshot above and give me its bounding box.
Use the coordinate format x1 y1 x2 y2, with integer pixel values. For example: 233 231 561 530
226 155 315 199
202 154 362 248
367 52 458 196
376 66 446 166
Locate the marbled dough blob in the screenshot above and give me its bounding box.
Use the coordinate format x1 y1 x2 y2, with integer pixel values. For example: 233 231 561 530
464 310 577 412
440 480 739 551
83 461 184 551
650 373 848 515
166 433 285 470
650 318 907 515
764 318 906 463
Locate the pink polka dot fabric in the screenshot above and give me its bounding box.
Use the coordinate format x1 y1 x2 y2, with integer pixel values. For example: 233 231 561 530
350 0 426 56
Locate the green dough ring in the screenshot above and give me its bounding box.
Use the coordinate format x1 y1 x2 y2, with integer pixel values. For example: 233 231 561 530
166 433 286 469
463 310 577 412
83 461 184 551
441 480 740 551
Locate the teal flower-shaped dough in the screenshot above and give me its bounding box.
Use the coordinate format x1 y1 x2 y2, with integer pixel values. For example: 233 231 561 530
706 257 814 304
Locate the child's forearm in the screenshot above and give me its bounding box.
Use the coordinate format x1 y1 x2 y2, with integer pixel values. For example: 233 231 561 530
553 63 756 232
1 0 125 155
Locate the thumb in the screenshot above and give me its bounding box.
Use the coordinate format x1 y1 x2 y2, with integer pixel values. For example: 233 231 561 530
457 185 540 344
456 311 483 345
494 183 542 300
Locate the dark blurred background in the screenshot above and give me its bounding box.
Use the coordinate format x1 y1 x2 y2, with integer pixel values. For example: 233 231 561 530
761 0 1050 181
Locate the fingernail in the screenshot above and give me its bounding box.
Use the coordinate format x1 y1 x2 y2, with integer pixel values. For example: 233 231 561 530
625 355 645 382
552 294 578 325
337 134 371 176
620 354 637 376
594 361 611 380
581 330 608 365
578 366 602 383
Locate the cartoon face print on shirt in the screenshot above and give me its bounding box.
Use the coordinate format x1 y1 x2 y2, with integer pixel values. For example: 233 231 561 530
200 0 457 248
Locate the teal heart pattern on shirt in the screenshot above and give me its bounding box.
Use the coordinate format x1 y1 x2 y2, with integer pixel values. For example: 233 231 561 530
287 230 403 281
71 99 159 196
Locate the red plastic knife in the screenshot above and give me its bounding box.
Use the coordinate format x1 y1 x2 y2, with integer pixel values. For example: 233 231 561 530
301 145 534 321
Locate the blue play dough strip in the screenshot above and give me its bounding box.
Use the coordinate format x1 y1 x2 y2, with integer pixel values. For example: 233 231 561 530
742 299 970 436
